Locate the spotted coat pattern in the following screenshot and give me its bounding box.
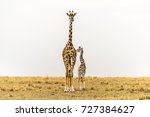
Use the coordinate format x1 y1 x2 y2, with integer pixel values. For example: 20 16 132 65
77 46 86 90
62 11 76 92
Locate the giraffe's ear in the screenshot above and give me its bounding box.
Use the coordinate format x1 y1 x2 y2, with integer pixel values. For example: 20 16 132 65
74 13 76 16
66 13 69 16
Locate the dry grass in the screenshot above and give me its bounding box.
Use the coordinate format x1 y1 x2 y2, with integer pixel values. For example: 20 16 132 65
0 76 150 100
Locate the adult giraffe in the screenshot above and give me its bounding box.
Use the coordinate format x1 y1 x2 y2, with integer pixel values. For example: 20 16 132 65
62 11 77 92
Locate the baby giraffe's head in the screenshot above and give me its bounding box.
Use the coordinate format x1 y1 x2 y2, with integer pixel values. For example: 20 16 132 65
77 46 83 52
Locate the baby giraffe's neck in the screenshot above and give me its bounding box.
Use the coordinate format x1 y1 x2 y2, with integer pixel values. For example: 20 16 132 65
80 50 85 64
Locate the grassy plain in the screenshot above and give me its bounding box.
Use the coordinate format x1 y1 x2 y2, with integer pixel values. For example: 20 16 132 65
0 76 150 100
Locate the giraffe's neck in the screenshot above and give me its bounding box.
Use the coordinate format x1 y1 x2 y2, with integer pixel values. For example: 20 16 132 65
80 51 85 64
68 20 73 42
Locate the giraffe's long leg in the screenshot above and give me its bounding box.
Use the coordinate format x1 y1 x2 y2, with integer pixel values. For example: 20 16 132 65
70 58 76 92
64 65 69 92
68 69 71 91
69 69 74 92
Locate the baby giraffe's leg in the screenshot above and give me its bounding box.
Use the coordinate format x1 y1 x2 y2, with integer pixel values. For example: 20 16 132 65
78 76 82 90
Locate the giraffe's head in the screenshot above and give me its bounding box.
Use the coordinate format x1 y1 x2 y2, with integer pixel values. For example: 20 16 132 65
77 46 83 52
67 11 76 22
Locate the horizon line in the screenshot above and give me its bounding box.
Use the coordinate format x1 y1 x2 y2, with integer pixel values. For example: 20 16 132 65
0 75 150 78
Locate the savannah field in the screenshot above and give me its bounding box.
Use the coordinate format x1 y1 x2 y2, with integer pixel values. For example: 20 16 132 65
0 76 150 100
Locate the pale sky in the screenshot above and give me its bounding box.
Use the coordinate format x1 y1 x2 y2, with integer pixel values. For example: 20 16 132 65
0 0 150 77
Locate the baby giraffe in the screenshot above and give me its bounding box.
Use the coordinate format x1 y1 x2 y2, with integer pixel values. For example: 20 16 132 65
77 46 86 90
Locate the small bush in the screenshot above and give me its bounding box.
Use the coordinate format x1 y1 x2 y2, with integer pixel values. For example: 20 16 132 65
1 88 6 91
37 81 42 84
9 94 13 97
139 96 150 100
91 87 94 90
105 88 109 91
10 89 14 91
28 83 32 87
61 84 65 86
45 81 52 84
129 89 134 93
139 88 144 91
119 85 124 91
47 87 52 89
54 82 59 84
